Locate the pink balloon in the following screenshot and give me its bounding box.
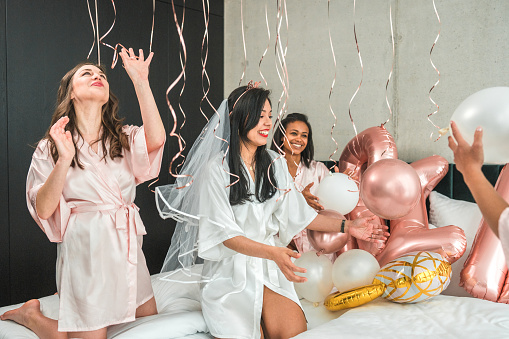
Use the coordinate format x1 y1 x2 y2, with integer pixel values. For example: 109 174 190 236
360 159 421 220
308 210 349 254
338 125 398 182
376 156 467 267
461 165 509 303
338 125 397 257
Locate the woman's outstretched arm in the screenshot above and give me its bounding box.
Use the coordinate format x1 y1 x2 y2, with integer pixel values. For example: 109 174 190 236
448 121 508 236
120 47 165 153
223 236 307 283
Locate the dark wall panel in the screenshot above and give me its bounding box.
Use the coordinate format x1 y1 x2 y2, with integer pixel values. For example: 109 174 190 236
0 0 9 307
3 0 223 306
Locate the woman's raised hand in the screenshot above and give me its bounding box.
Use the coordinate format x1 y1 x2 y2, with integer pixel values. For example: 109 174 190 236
346 216 390 243
120 47 154 84
49 117 75 165
269 246 307 283
302 183 324 211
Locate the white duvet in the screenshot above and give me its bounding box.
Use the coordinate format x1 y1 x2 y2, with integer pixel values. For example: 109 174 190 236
2 265 509 338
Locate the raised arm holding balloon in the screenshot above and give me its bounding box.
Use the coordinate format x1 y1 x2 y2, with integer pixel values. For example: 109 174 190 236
448 121 509 261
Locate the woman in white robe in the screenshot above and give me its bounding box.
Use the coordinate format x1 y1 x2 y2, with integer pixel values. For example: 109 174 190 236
157 85 388 338
0 48 165 339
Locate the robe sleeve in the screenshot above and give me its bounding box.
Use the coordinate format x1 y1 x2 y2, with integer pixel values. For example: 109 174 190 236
273 158 318 246
124 125 165 185
315 160 330 183
198 161 247 261
26 140 71 243
498 207 509 269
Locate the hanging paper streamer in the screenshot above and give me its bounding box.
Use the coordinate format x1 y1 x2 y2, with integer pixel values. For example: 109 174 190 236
86 0 156 69
326 0 339 169
379 2 397 158
150 0 155 53
98 0 118 67
95 0 101 64
258 1 271 88
347 0 362 137
427 0 446 141
86 0 97 61
199 0 216 122
238 0 247 86
381 3 395 128
166 0 190 187
269 0 292 198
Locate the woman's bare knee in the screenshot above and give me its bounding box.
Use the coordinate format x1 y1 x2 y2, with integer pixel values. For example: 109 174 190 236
135 297 157 318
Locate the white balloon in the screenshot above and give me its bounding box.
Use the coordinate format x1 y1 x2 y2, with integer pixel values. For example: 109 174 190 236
450 87 509 164
315 173 359 215
332 249 380 292
294 251 334 303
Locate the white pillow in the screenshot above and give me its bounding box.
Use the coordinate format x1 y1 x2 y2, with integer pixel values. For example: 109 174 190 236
428 191 482 297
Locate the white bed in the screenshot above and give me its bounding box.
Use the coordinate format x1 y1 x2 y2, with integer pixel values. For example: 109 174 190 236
2 193 509 338
2 269 509 338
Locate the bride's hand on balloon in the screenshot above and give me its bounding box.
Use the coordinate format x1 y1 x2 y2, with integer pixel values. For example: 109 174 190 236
120 47 154 84
346 216 390 243
269 247 307 283
302 183 324 211
448 121 484 177
49 116 75 166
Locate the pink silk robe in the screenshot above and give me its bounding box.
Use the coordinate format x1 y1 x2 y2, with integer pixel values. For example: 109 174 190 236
26 125 164 332
292 160 329 254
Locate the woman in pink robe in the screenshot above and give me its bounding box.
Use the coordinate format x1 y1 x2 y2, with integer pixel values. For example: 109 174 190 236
270 113 331 255
0 48 165 338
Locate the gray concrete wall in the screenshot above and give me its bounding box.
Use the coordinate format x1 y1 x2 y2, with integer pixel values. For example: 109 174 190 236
224 0 509 162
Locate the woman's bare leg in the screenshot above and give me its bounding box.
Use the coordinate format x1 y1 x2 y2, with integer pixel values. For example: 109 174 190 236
0 299 66 339
261 286 307 339
135 296 157 318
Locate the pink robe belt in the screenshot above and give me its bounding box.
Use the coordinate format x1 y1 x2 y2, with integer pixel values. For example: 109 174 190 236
70 203 146 264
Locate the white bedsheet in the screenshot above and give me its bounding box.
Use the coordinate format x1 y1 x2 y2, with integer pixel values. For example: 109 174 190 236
3 265 508 338
294 294 509 338
0 267 211 339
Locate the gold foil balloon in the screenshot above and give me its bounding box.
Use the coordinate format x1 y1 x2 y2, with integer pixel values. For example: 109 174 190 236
324 251 451 311
324 283 385 311
374 251 451 303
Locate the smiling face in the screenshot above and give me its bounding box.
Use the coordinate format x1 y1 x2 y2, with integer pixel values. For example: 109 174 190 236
245 99 273 148
70 65 109 105
281 120 309 156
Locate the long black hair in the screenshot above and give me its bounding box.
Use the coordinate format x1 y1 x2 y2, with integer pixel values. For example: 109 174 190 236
270 112 314 168
227 85 277 206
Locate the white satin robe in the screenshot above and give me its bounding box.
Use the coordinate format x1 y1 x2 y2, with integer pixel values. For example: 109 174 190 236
292 160 329 254
499 207 509 269
26 125 164 332
198 151 318 339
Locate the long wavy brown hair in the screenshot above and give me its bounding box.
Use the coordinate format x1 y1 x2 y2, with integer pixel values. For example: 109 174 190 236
43 62 130 169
